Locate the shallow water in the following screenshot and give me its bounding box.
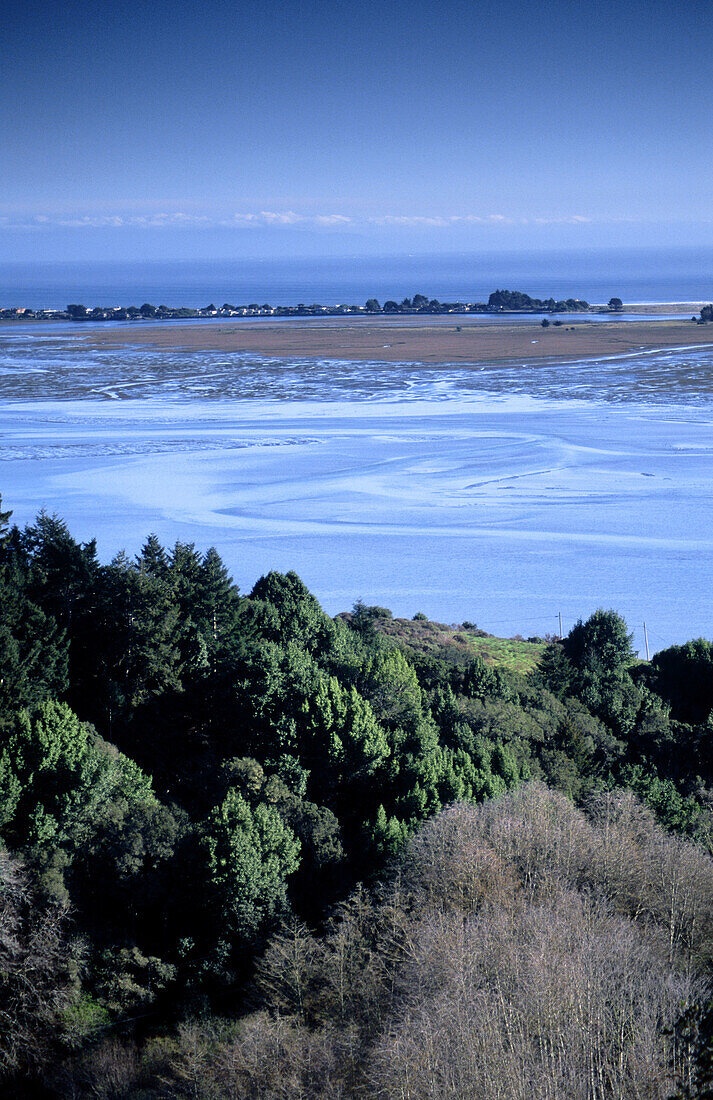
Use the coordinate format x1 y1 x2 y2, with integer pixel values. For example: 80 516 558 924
1 329 712 653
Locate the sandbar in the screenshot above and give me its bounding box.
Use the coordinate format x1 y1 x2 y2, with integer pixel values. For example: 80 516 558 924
24 314 713 365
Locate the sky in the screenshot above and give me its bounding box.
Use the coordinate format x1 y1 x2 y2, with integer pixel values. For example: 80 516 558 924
3 0 713 261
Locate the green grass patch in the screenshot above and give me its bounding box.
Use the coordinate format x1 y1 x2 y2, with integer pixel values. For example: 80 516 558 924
375 617 546 674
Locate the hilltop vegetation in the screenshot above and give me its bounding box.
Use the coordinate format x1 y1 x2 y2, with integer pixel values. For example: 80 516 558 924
1 495 713 1096
358 608 547 673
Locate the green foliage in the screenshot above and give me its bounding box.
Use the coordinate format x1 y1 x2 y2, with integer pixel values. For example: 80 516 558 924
218 756 345 918
2 504 713 1090
304 676 391 807
489 288 589 311
562 607 635 676
349 599 393 643
21 510 99 631
358 646 424 732
0 701 155 892
0 552 68 728
539 610 642 739
73 796 184 949
650 638 713 725
0 494 11 543
371 613 546 674
251 571 334 653
457 655 510 700
370 803 409 859
93 946 177 1015
203 789 301 945
59 994 110 1049
535 640 574 698
617 764 706 836
101 553 183 710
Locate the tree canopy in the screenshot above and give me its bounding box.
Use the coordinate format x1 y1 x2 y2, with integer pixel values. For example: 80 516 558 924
0 505 711 1094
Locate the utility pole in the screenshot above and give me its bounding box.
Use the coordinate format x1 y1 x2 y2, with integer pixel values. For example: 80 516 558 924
558 612 563 640
643 622 650 662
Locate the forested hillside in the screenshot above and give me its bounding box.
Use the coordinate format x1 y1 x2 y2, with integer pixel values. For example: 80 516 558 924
1 495 713 1097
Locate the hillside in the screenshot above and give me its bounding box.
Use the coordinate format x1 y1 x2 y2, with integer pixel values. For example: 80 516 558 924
1 496 713 1096
371 613 547 673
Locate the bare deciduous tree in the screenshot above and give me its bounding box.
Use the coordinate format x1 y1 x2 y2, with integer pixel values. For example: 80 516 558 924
0 847 78 1082
149 785 713 1100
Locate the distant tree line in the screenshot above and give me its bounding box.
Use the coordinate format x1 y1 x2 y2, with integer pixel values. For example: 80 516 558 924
1 494 713 1094
488 289 590 312
1 288 607 324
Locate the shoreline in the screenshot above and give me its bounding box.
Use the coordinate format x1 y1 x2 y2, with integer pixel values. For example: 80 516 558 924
41 314 713 365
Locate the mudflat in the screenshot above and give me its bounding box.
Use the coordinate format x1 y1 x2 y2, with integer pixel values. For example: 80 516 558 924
76 315 713 364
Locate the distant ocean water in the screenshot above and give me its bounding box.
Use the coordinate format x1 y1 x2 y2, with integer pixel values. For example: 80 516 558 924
2 246 713 310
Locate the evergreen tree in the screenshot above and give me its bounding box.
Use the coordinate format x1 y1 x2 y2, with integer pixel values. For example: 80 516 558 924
0 701 155 900
650 638 713 725
251 571 334 653
22 511 99 630
137 533 170 581
196 546 243 655
562 608 635 677
0 494 11 543
0 561 68 726
202 789 301 947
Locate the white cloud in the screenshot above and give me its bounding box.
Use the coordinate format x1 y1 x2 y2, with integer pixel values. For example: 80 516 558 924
228 211 352 227
368 213 519 227
532 214 593 225
258 210 303 225
0 209 601 231
313 214 352 226
369 215 449 227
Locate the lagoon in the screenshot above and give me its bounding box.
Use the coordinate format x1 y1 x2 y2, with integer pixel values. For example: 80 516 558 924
1 330 712 655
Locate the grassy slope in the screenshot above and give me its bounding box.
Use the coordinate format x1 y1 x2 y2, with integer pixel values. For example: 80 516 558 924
374 616 546 674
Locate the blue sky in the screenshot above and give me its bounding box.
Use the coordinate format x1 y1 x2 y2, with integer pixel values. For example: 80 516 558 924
3 0 712 260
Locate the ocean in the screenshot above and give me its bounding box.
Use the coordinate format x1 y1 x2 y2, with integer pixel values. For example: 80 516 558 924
2 245 713 310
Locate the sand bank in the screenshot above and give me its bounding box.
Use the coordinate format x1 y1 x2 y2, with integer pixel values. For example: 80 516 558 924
74 315 713 364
